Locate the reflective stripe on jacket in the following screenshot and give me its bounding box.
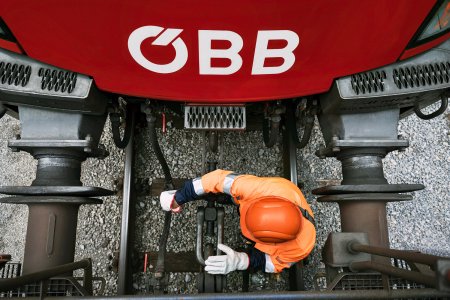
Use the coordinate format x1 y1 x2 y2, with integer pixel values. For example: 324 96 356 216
199 169 316 273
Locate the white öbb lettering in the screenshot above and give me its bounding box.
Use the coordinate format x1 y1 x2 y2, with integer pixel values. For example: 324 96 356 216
128 26 299 75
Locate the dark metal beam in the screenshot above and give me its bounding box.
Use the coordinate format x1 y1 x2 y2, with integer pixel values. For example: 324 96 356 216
49 288 449 299
282 101 298 185
349 261 436 288
117 110 136 295
149 178 189 196
281 100 306 291
349 243 447 267
0 259 92 293
144 252 200 273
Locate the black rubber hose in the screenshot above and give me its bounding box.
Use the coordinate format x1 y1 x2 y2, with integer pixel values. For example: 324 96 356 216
263 117 280 148
414 97 448 120
296 116 314 149
110 105 133 149
147 113 173 187
146 112 173 285
0 103 6 120
155 211 172 278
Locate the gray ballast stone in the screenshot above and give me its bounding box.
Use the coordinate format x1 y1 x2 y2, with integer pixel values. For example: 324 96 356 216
0 107 448 294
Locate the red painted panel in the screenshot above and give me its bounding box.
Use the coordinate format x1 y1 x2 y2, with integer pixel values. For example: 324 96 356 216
0 0 436 102
0 39 22 54
400 31 450 60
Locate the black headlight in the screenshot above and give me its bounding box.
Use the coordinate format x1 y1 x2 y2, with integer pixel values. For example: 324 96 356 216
0 18 16 42
409 0 450 47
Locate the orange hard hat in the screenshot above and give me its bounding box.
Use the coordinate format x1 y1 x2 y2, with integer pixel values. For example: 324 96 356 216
244 198 302 243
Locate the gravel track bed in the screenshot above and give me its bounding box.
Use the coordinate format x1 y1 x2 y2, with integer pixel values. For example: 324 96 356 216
0 108 448 295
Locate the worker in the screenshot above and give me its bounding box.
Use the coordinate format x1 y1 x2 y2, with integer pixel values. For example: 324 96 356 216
159 169 316 274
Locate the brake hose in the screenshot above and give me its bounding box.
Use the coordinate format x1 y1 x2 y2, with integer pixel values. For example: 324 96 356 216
296 115 314 149
147 112 173 188
263 116 280 148
414 97 448 120
146 109 173 288
296 100 317 149
0 103 6 120
110 104 133 149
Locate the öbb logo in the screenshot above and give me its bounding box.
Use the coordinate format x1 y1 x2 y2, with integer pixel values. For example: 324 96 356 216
128 26 299 75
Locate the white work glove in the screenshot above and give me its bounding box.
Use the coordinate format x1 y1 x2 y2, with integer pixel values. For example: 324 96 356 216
159 190 181 213
204 243 249 275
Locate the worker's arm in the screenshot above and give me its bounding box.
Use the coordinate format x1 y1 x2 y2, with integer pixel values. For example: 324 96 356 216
164 169 305 210
247 247 272 272
197 169 305 206
248 248 295 273
160 170 236 212
175 169 301 204
265 254 296 273
175 169 235 203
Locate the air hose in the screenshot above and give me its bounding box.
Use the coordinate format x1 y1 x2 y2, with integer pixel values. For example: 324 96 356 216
146 109 173 287
110 103 133 149
414 97 448 120
296 115 314 149
263 116 281 148
0 103 6 120
147 113 173 188
296 99 317 149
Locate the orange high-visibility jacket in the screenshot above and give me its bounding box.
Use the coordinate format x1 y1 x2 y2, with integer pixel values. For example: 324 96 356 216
198 169 316 273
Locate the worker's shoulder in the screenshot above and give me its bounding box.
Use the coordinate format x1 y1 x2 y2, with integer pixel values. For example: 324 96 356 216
265 176 302 191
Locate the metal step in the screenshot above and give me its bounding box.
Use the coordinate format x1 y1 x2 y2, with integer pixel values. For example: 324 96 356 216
184 105 246 130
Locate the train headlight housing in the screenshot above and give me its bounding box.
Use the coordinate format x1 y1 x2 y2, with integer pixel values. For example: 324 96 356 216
0 18 17 42
416 0 450 42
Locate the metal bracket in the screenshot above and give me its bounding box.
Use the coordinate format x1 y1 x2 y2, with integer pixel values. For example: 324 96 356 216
313 184 425 195
0 48 107 114
436 259 450 292
316 137 409 158
196 206 225 264
317 193 413 203
196 207 206 266
147 273 169 294
8 136 108 158
322 232 371 268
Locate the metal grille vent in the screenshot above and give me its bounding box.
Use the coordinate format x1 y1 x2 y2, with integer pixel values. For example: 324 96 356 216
0 279 84 297
331 273 428 291
393 62 450 89
0 262 21 279
38 68 77 93
330 260 428 292
185 105 246 129
1 264 86 297
332 273 384 290
0 61 31 87
350 70 387 95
